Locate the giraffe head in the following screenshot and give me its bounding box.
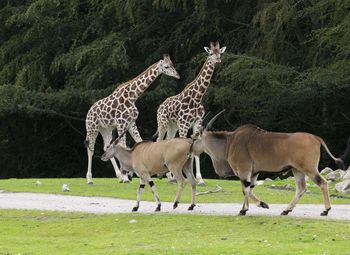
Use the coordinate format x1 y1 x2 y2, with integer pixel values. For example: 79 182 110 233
158 54 180 79
204 42 226 64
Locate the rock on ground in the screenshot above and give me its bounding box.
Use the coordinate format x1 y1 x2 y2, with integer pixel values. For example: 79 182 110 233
320 167 333 175
326 170 346 181
342 170 350 180
335 179 350 194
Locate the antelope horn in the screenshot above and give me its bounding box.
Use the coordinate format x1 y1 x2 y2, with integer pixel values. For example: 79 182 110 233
110 125 130 145
205 109 226 131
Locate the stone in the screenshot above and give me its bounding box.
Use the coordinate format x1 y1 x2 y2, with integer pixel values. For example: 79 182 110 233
326 170 346 181
62 184 70 192
265 178 272 182
342 170 350 180
335 179 350 194
320 167 333 175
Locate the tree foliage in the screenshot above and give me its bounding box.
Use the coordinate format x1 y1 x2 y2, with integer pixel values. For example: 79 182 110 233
0 0 350 178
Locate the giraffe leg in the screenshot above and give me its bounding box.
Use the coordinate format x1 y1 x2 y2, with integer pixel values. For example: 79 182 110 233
156 107 168 141
100 127 129 183
85 129 98 185
194 156 205 186
157 126 167 141
165 123 178 139
167 124 190 184
126 121 143 180
193 119 205 186
86 148 94 185
165 123 179 183
128 121 143 143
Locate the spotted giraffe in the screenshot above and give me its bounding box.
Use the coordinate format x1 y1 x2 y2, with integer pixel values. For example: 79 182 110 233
156 42 226 185
85 55 180 184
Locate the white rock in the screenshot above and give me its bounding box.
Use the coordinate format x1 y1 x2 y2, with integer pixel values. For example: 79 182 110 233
256 180 264 186
343 170 350 180
62 184 70 192
320 167 333 175
326 170 346 181
335 179 350 194
35 181 42 186
264 178 272 182
129 219 137 224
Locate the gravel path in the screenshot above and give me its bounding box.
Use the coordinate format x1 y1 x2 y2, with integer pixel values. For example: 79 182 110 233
0 191 349 220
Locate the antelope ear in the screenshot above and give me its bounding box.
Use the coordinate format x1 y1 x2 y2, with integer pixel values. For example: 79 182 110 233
163 54 169 59
220 47 227 54
204 47 212 54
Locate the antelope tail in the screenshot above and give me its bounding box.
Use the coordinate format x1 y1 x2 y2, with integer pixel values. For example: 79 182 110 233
316 136 345 170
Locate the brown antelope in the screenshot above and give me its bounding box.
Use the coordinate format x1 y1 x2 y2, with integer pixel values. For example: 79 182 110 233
191 110 345 216
101 131 196 212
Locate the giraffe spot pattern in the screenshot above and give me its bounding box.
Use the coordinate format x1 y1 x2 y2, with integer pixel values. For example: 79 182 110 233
156 58 217 137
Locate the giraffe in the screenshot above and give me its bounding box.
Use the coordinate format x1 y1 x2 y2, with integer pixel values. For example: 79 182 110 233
84 55 180 184
156 42 226 186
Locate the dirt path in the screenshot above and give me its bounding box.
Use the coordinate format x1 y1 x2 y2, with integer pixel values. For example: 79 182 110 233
0 191 349 220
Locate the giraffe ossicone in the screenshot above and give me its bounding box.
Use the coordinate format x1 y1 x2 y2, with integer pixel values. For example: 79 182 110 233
84 55 180 184
156 42 226 186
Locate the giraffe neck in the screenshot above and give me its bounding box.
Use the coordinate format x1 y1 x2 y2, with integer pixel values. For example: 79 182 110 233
182 58 215 103
114 62 160 101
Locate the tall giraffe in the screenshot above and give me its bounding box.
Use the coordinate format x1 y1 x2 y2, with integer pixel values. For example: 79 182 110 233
156 42 226 185
85 55 180 184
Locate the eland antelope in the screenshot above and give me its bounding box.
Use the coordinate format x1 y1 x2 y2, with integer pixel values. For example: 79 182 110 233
191 110 345 216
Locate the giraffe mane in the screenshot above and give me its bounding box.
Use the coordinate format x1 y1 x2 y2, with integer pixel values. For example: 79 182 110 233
180 58 211 92
113 62 158 92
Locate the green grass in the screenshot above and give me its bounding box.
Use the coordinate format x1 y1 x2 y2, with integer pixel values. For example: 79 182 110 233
0 177 350 204
0 209 349 255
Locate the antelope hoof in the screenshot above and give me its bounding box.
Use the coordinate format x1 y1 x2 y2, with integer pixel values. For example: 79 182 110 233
239 209 247 216
197 179 205 186
188 204 196 211
260 201 269 209
87 181 93 185
173 201 179 209
155 204 161 212
132 206 139 212
281 210 292 215
320 208 331 216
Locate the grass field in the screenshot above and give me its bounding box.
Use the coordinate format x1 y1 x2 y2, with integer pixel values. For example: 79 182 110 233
0 209 349 255
0 177 350 204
